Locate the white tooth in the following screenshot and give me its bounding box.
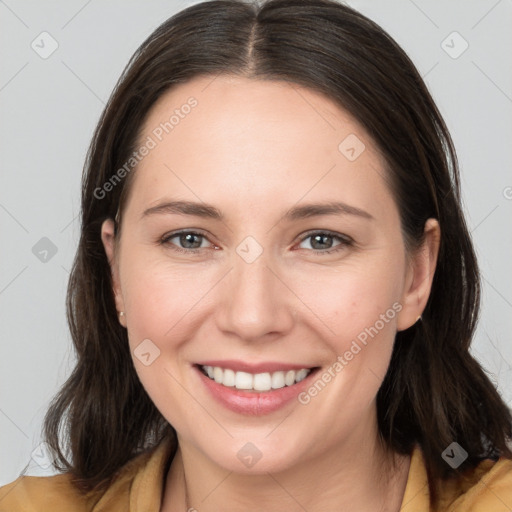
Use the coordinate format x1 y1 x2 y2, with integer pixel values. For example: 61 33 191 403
295 369 309 382
284 370 296 386
223 368 235 387
271 371 286 389
235 371 253 390
213 366 223 384
253 372 272 391
204 365 310 390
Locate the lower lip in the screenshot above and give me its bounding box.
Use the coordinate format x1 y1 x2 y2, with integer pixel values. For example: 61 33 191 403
194 365 319 415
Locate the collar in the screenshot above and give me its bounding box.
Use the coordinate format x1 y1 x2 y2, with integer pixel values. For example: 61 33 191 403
399 444 430 510
121 437 429 511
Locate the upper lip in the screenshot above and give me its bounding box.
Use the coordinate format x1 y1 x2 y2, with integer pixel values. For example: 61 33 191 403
195 360 316 374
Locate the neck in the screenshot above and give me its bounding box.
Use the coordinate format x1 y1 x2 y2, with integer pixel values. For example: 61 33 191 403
161 416 410 512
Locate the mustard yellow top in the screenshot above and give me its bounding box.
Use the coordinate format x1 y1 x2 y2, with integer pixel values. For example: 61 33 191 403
1 437 512 511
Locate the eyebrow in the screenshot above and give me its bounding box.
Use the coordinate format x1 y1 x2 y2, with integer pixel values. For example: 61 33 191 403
141 200 374 222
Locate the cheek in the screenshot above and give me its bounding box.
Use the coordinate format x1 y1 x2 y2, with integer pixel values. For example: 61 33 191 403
118 257 213 425
120 250 214 337
287 260 404 404
291 259 403 339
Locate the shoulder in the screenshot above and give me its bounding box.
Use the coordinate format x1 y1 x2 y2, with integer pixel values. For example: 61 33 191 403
440 456 512 511
401 445 512 512
0 473 92 512
0 448 156 512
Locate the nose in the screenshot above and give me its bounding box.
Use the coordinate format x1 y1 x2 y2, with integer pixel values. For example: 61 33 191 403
214 249 295 343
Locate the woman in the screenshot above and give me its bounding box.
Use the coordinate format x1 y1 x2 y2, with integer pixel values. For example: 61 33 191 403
1 0 511 510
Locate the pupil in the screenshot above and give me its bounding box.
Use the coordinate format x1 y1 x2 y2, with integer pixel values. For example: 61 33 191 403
312 234 332 250
182 233 201 248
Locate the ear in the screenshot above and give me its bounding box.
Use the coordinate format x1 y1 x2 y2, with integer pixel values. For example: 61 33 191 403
396 218 440 331
100 218 126 328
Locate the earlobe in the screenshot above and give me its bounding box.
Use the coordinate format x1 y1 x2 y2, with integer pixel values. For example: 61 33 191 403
396 218 440 331
100 218 126 327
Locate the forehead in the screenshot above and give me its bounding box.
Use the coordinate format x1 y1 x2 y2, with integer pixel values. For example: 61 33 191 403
124 75 393 220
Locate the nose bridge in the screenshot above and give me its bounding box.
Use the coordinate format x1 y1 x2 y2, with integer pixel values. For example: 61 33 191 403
215 239 294 340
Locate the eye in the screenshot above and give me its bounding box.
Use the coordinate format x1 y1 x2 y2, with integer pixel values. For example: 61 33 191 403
160 230 216 254
296 230 353 255
160 229 353 256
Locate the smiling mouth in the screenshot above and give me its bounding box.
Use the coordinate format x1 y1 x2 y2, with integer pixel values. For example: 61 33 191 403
197 364 319 392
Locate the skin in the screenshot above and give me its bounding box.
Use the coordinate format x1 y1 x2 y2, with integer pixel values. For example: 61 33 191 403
101 75 440 511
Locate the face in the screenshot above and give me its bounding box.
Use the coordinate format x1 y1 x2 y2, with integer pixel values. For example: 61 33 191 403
101 75 438 474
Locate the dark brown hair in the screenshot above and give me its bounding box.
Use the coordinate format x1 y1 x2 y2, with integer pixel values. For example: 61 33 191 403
42 0 512 508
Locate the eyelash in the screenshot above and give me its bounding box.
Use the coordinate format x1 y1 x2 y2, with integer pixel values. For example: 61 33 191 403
159 229 354 256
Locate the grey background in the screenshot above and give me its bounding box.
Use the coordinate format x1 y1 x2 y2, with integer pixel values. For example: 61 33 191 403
1 0 511 485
